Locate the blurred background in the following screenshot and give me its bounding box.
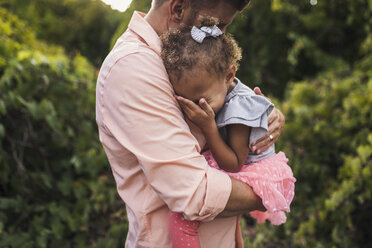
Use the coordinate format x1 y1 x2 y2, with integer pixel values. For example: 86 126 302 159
0 0 371 247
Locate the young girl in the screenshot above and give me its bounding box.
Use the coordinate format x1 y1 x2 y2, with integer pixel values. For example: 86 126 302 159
161 17 296 247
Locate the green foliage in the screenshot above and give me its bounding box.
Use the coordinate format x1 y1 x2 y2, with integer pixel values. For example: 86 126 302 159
0 9 126 247
1 0 125 65
228 0 371 98
243 36 372 247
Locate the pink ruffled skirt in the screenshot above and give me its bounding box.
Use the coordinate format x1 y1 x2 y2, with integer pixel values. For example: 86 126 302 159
203 150 296 225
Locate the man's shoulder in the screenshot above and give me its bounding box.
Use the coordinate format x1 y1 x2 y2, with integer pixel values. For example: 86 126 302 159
109 40 160 66
98 39 164 82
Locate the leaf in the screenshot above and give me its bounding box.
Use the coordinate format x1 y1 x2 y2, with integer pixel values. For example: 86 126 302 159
40 173 53 189
368 134 372 145
0 100 6 115
0 124 4 138
70 156 82 171
17 50 32 61
357 145 372 164
0 197 22 212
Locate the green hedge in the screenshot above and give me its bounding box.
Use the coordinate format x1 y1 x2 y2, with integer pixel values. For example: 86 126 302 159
0 9 127 248
244 34 372 247
2 0 125 66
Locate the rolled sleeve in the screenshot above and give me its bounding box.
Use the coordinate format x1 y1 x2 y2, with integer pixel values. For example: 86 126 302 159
185 165 232 222
98 49 231 221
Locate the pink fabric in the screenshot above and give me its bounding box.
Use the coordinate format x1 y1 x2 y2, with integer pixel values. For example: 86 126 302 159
96 11 236 247
169 211 201 248
204 150 296 225
168 151 296 248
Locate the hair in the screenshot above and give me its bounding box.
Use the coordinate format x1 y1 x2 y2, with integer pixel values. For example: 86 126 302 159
161 16 242 83
154 0 251 12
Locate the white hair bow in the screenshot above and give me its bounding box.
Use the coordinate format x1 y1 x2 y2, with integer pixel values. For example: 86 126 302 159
191 25 223 43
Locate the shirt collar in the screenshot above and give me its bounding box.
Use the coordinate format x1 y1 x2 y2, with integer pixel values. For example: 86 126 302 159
128 11 162 55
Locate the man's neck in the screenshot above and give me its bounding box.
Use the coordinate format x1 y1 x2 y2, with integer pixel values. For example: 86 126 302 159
145 7 169 36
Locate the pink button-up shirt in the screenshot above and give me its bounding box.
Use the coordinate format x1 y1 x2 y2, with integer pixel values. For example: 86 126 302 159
96 11 237 248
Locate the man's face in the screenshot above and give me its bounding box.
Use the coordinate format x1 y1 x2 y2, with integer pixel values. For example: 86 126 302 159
184 2 238 33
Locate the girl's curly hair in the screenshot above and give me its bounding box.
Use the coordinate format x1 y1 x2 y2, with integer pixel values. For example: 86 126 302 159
161 16 242 83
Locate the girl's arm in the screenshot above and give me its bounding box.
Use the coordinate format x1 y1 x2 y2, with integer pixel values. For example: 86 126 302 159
204 123 251 173
177 96 250 172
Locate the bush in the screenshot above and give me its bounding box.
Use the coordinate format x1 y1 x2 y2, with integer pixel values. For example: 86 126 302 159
244 34 372 247
228 0 370 98
0 9 127 248
2 0 125 66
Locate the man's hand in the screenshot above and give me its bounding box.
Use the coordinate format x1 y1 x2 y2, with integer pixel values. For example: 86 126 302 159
251 87 285 154
176 96 216 132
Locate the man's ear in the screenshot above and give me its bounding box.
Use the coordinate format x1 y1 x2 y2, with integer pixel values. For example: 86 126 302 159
226 65 237 85
168 0 190 24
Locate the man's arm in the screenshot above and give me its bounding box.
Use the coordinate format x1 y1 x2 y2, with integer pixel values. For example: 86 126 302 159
219 178 265 217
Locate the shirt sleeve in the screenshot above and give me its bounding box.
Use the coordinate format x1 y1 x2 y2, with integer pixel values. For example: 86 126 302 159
99 50 231 222
216 94 274 131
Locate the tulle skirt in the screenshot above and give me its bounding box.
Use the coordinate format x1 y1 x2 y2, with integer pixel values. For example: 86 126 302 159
203 150 296 225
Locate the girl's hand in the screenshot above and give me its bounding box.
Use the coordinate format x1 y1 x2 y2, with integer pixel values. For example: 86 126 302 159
176 96 216 132
251 87 285 153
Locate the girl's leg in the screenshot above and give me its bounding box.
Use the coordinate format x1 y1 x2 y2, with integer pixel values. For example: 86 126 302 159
168 211 201 248
235 215 244 248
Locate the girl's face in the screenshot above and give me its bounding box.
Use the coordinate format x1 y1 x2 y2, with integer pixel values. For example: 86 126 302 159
173 68 234 113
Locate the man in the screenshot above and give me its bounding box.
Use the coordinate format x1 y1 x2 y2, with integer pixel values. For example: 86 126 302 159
96 0 285 247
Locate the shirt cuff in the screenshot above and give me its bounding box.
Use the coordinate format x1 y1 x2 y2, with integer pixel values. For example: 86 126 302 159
187 166 232 222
